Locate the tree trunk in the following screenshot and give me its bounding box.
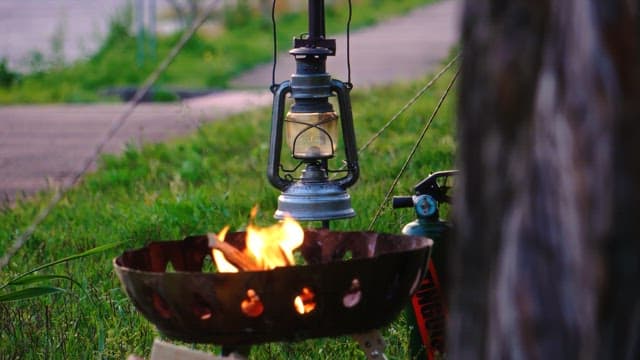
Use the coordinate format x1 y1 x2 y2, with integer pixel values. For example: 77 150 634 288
451 0 640 358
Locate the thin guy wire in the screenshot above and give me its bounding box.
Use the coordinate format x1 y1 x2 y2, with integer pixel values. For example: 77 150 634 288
346 0 352 85
0 0 221 271
358 52 460 155
270 0 278 90
368 68 460 231
336 53 459 173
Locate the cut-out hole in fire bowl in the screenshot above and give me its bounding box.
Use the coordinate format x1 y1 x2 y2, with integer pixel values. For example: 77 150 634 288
343 278 362 308
241 289 264 318
294 287 316 315
192 295 214 321
114 229 432 346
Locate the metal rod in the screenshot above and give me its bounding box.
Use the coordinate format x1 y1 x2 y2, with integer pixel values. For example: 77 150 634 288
308 0 325 40
148 0 157 61
135 0 145 66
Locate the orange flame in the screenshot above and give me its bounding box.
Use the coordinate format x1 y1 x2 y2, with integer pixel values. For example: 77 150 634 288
211 225 237 272
212 206 304 272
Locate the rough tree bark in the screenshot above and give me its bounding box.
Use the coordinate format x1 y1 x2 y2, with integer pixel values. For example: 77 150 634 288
451 0 640 358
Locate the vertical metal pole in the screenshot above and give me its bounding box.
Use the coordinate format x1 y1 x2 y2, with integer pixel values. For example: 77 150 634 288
135 0 145 66
148 0 156 61
308 0 325 40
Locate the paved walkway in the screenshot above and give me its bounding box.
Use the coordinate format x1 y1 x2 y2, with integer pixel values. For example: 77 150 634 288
0 91 272 200
0 0 460 202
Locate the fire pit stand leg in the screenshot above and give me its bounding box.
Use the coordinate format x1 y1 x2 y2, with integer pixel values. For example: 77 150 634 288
352 330 388 360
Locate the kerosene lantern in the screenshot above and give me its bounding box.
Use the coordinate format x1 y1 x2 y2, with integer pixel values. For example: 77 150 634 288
267 0 359 223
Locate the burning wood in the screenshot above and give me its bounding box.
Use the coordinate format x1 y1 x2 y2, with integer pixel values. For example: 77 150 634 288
207 233 261 271
208 207 305 272
115 230 434 346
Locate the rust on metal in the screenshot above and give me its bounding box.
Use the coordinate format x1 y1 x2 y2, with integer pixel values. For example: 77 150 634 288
114 229 432 345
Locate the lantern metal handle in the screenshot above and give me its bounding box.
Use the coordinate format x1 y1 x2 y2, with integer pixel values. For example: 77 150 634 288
267 81 292 191
331 79 359 189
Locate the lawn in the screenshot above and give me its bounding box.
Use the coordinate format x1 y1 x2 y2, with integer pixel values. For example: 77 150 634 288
0 0 436 104
0 53 457 357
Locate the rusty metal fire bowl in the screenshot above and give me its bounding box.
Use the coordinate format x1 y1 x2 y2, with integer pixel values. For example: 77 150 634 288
114 229 432 345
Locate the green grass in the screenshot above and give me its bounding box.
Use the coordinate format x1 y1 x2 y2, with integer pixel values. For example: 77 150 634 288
0 0 436 104
0 56 457 358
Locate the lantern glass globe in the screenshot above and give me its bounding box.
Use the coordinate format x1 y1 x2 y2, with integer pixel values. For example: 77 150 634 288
285 111 339 159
